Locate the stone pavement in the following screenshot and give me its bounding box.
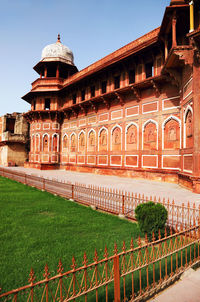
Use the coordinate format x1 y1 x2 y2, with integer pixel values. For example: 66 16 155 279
149 267 200 302
3 166 200 206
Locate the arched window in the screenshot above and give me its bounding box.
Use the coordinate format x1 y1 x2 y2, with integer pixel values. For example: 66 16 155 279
43 134 49 152
35 134 40 152
52 134 59 152
32 135 35 152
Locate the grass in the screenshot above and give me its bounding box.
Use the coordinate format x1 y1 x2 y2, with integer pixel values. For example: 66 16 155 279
0 176 143 294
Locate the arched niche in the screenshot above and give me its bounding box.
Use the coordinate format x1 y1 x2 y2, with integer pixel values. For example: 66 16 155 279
70 133 76 153
143 120 158 150
62 134 68 151
88 129 96 151
111 125 122 151
184 106 193 148
126 123 138 151
163 116 181 150
78 130 86 152
98 127 108 151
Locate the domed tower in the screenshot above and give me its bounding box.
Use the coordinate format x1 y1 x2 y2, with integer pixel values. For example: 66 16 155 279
23 35 78 169
34 34 77 79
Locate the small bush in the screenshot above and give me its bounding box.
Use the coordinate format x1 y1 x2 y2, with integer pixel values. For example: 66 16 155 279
135 202 168 240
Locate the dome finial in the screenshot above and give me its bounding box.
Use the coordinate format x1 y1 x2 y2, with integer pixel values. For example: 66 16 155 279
57 34 61 43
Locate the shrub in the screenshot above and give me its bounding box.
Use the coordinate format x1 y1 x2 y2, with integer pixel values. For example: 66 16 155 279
135 202 168 240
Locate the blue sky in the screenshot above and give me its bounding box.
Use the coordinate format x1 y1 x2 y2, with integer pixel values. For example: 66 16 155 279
0 0 170 116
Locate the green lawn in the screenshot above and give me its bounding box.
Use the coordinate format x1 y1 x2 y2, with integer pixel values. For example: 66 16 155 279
0 176 142 294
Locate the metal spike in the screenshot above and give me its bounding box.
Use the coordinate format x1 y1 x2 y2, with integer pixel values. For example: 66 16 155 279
104 245 108 258
94 249 98 262
43 264 50 279
71 256 76 270
58 259 64 274
83 252 88 266
29 268 35 284
114 243 118 255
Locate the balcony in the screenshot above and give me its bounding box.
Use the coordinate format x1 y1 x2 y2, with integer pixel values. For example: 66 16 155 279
0 131 26 144
31 77 64 92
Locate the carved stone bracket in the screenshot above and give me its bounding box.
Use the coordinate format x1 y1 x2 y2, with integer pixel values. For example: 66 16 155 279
151 80 161 96
101 97 110 110
71 107 78 118
89 100 98 113
175 48 194 66
79 104 87 116
63 111 70 120
131 86 141 102
115 92 124 106
166 68 181 87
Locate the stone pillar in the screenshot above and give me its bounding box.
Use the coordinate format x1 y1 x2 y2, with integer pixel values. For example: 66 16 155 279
192 54 200 192
44 66 47 78
56 64 59 78
189 0 194 32
172 13 177 47
164 36 168 60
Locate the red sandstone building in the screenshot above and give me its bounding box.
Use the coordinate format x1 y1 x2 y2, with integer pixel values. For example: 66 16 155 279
22 0 200 192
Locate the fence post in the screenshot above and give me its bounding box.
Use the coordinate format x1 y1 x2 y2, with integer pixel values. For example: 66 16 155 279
43 178 45 191
122 194 125 216
24 174 27 185
113 255 121 302
72 184 74 200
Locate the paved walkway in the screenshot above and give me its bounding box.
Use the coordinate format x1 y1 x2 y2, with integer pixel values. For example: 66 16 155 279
2 166 200 206
149 267 200 302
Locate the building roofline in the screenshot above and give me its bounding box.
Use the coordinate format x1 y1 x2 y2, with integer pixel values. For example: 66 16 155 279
22 26 160 102
62 27 160 89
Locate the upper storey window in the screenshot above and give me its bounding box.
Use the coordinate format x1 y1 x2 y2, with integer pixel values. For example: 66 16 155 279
129 69 135 84
90 86 95 98
101 81 107 94
155 57 162 76
137 64 143 82
73 94 77 105
45 98 50 110
81 90 85 101
145 62 154 79
114 75 120 89
33 100 36 110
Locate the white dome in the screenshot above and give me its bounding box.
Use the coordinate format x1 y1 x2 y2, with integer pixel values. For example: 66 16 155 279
41 35 74 65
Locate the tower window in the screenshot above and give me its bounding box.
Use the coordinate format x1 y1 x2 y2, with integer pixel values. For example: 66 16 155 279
33 100 36 110
90 86 95 98
145 62 154 78
129 69 135 84
45 98 50 110
101 81 107 94
72 94 77 105
81 90 85 101
114 75 120 89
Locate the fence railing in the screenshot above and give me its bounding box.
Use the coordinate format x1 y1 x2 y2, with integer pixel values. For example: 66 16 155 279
0 167 199 229
0 224 200 301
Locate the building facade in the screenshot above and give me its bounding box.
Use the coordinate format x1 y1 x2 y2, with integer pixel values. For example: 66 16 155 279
0 113 29 166
23 0 200 192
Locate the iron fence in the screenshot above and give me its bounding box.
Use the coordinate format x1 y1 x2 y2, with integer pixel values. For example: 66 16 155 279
0 167 199 229
0 224 200 301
